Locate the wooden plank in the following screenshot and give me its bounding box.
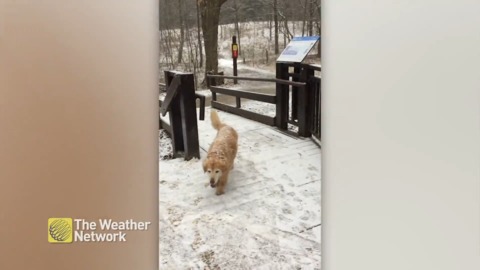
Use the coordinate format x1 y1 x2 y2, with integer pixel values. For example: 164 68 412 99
179 74 200 160
288 119 298 126
288 73 301 79
160 75 181 116
236 97 241 108
302 63 321 71
309 76 321 140
212 101 276 126
291 66 301 121
169 89 184 153
207 74 306 87
195 93 206 121
297 68 314 137
210 86 276 104
160 119 172 135
276 63 289 130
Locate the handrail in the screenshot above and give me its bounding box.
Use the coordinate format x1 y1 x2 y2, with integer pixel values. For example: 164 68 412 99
159 75 181 116
206 74 306 87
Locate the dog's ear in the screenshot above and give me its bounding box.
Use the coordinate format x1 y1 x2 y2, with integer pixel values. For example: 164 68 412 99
202 159 207 173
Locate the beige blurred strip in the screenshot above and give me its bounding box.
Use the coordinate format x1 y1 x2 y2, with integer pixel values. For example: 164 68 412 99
0 1 158 269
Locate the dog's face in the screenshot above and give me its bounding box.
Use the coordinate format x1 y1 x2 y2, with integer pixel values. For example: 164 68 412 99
202 158 226 188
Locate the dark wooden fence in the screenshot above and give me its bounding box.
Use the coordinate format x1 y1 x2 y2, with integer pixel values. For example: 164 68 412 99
207 63 321 142
159 71 205 160
207 75 305 128
308 73 321 142
278 62 321 142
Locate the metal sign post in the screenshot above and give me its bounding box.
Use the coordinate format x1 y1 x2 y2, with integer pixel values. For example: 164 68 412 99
232 36 238 84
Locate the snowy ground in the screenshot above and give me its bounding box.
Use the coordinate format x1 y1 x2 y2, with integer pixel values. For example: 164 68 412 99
160 19 321 268
159 107 321 269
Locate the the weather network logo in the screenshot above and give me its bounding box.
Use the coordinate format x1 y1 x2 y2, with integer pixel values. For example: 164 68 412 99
48 217 152 243
48 218 73 243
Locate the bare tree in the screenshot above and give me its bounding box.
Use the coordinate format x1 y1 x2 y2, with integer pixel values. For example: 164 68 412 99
177 0 185 64
315 0 321 57
278 1 293 45
302 0 308 36
307 0 314 36
195 0 204 68
158 0 321 82
232 0 242 56
198 0 228 78
273 0 279 54
269 13 273 41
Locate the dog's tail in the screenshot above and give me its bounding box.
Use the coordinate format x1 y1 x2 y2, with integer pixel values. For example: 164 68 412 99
210 110 224 130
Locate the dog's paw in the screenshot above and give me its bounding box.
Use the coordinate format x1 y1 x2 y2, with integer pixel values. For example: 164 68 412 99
215 190 224 196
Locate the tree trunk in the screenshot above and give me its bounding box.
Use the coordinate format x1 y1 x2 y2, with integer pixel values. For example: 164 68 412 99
308 0 314 36
199 0 227 78
196 0 203 68
233 0 241 56
177 0 185 64
302 0 308 36
269 14 272 41
273 0 279 54
284 0 292 40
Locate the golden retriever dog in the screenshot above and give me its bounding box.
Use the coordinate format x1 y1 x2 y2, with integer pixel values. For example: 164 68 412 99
202 110 238 195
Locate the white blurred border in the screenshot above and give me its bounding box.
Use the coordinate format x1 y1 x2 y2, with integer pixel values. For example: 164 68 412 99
322 0 480 269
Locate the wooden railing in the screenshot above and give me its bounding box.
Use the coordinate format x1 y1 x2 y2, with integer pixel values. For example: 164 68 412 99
207 75 305 127
159 71 205 160
207 62 321 141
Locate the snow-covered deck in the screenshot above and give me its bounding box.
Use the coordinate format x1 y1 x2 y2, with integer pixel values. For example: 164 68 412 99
160 107 321 269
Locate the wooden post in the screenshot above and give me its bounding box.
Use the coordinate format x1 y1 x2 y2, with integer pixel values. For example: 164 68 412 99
232 36 238 84
164 71 185 157
297 65 314 137
291 64 301 121
236 97 241 108
309 74 321 141
275 62 289 130
179 74 200 160
317 77 321 140
163 71 201 160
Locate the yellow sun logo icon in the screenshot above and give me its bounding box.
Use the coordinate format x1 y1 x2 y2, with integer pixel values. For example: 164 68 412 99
48 218 73 243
